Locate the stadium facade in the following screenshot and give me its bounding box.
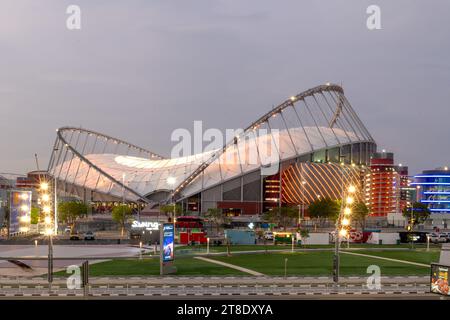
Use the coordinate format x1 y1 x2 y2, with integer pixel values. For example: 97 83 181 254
48 84 377 216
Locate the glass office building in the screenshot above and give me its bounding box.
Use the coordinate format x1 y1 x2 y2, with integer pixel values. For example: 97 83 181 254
412 168 450 213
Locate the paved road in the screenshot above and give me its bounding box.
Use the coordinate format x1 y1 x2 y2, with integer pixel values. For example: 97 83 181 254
0 276 436 299
0 245 143 276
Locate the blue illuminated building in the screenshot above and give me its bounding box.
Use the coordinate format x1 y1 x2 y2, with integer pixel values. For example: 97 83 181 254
412 168 450 214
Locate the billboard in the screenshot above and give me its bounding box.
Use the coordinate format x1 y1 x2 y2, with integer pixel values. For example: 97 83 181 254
431 263 449 296
9 190 32 235
162 223 174 262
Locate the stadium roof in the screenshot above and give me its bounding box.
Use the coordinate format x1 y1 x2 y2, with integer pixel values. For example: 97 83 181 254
48 83 375 203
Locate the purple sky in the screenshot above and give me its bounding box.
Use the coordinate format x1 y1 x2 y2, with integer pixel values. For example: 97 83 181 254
1 0 449 176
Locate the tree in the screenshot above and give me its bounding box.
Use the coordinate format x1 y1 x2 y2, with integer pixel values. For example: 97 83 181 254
160 204 182 221
205 208 231 234
403 202 431 228
353 202 369 230
299 228 310 246
307 198 340 226
112 204 133 236
262 206 298 230
58 201 88 225
30 207 40 225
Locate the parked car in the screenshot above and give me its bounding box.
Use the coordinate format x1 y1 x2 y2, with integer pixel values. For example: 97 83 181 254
64 227 72 234
264 231 274 240
440 232 450 242
84 231 95 240
69 232 81 240
428 233 447 244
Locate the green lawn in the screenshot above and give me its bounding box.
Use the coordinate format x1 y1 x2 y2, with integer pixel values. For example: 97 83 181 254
346 249 440 265
210 250 435 276
86 257 245 277
65 248 438 277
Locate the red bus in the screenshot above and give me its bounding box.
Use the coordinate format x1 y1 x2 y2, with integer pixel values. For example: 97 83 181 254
175 216 207 244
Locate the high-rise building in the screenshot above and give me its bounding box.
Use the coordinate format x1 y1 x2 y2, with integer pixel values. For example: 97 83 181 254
395 164 410 213
365 151 408 217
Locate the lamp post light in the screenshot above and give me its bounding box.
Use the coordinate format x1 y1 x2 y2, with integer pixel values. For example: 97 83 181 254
298 180 307 226
40 179 57 290
167 176 177 222
333 183 356 284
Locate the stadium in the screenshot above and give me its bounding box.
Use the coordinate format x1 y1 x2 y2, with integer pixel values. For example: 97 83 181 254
47 84 376 217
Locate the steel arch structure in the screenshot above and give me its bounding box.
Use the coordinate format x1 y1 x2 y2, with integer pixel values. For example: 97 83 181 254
47 84 376 206
48 127 165 203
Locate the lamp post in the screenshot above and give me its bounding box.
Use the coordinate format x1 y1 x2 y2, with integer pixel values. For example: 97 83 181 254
167 176 177 228
333 183 356 284
40 180 55 289
298 180 307 226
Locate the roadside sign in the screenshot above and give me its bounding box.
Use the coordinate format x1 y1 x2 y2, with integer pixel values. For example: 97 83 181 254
430 263 450 296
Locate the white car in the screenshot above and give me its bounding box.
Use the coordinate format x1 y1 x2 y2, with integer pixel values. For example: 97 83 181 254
264 231 274 240
428 233 447 244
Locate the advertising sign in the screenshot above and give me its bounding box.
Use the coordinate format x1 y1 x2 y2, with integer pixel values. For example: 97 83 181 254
431 263 450 296
162 223 174 262
9 190 32 235
131 220 159 231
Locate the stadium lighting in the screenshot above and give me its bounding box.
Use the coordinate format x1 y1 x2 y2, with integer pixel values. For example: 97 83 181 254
21 204 29 212
339 229 348 237
20 193 29 200
42 194 50 202
344 207 351 215
40 182 49 191
20 216 30 223
342 218 350 226
45 228 53 236
348 185 356 193
44 216 52 224
346 196 354 205
43 206 51 214
167 176 176 186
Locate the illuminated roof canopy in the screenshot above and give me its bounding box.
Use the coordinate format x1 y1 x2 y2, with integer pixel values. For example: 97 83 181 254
48 84 375 203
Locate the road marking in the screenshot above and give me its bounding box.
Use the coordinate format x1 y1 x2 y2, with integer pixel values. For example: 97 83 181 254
340 251 429 267
194 257 264 276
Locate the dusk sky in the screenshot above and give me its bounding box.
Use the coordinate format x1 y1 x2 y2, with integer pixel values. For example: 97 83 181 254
1 0 449 176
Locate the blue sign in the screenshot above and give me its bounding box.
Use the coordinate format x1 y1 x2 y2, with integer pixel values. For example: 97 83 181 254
162 223 174 262
9 190 32 235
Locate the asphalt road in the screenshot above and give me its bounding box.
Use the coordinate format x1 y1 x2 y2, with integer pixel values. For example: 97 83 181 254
0 275 439 299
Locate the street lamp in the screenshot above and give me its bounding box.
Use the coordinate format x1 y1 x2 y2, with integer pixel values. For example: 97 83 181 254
167 176 177 224
333 183 356 284
39 179 57 289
